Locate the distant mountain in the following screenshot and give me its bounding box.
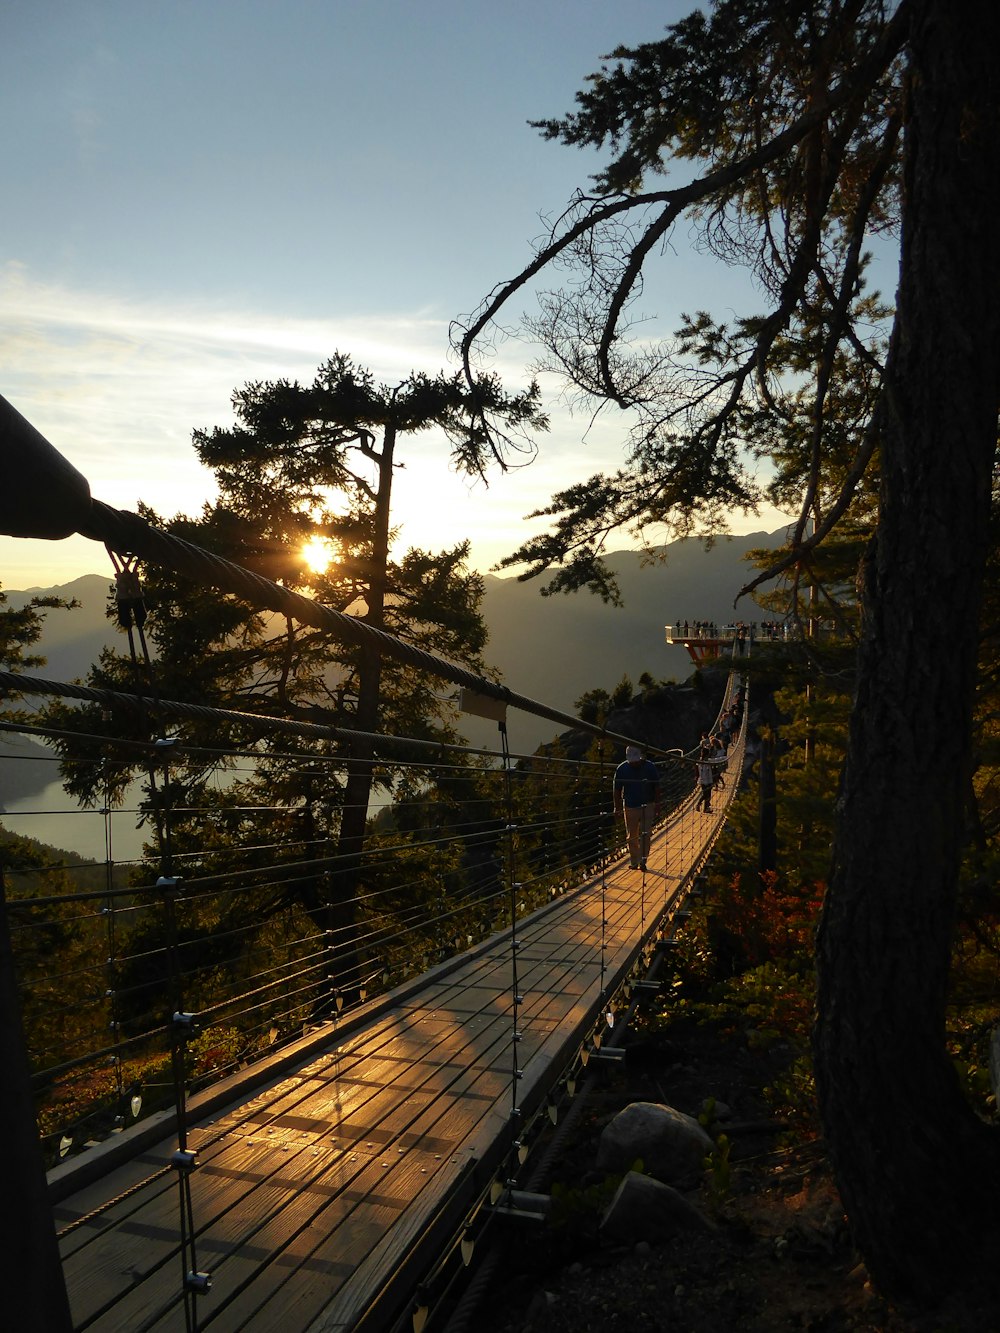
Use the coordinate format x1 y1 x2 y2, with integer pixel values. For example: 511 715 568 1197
5 574 117 682
1 527 782 759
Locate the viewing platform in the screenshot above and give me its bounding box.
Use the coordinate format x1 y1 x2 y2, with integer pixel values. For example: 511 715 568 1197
666 620 750 666
665 619 789 665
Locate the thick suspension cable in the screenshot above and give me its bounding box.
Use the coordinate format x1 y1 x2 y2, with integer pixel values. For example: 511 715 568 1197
66 499 673 756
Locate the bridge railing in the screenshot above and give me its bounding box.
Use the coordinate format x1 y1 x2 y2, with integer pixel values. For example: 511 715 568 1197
1 692 709 1168
0 398 750 1331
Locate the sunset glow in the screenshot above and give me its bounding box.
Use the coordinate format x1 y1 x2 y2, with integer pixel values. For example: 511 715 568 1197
301 537 336 575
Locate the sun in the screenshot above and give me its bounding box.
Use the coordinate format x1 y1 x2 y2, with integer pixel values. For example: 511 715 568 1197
301 537 336 575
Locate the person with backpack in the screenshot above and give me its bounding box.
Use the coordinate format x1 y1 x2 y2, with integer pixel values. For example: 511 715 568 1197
612 745 661 871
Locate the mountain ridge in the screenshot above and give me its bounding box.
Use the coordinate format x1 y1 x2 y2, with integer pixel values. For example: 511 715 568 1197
1 530 782 756
471 529 779 748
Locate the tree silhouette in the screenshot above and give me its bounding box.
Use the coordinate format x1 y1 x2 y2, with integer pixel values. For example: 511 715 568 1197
455 0 1000 1301
44 354 547 1006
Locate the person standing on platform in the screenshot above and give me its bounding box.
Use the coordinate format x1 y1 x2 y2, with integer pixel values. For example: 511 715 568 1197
613 745 661 871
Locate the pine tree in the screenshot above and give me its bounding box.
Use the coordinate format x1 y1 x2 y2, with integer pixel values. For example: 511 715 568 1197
43 354 546 1008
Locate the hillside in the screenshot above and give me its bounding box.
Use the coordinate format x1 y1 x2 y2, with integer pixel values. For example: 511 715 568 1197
3 533 780 702
0 730 58 806
482 531 777 689
471 530 780 750
5 574 116 683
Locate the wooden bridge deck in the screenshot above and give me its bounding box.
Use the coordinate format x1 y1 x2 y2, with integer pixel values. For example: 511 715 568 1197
50 773 738 1332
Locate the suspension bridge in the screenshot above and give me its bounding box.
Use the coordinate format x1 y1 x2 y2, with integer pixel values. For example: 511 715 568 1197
1 394 750 1331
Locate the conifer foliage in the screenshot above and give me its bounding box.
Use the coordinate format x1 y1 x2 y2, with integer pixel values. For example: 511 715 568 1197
40 354 546 1023
456 0 1000 1301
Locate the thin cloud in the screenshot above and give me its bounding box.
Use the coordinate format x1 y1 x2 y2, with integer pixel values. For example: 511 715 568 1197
0 265 457 508
0 268 792 592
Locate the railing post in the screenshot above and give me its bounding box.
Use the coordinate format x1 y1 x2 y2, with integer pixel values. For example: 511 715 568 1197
0 865 74 1331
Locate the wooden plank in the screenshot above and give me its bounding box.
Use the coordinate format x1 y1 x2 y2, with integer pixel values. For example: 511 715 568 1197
197 949 601 1330
146 1040 516 1328
195 1044 515 1328
300 972 622 1332
142 949 582 1330
64 967 534 1328
52 782 748 1332
63 1030 482 1320
58 992 469 1244
62 1039 474 1322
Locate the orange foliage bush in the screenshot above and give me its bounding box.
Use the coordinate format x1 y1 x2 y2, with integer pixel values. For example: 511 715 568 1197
712 870 825 970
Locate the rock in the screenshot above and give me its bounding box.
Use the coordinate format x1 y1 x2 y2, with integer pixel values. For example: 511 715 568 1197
597 1100 713 1184
524 1289 557 1321
600 1170 713 1244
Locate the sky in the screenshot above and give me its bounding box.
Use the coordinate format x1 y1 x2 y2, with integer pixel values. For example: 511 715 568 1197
1 0 798 592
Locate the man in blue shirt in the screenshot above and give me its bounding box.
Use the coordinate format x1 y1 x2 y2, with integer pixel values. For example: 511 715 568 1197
613 745 662 871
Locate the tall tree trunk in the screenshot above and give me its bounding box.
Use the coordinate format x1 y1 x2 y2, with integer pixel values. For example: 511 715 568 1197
757 732 777 877
329 424 396 999
815 0 1000 1301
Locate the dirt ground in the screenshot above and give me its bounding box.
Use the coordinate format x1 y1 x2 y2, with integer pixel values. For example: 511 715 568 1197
465 1018 999 1333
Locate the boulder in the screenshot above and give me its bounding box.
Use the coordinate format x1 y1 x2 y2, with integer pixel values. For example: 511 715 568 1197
600 1170 713 1244
597 1100 713 1184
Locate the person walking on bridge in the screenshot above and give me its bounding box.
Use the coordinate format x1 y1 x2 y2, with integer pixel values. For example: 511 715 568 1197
613 745 661 871
694 745 724 813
